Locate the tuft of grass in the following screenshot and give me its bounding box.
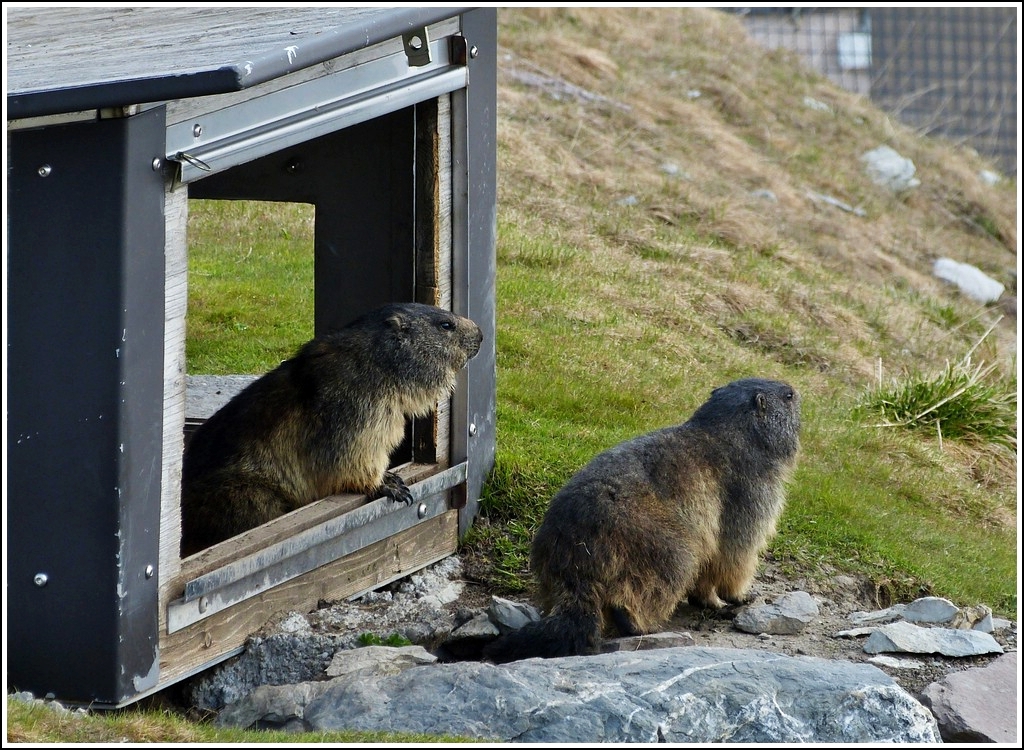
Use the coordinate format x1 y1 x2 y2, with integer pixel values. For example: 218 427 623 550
856 338 1017 452
356 632 414 648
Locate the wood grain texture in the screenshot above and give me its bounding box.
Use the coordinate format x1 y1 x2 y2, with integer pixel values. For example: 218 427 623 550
7 7 462 98
158 184 188 598
158 509 458 684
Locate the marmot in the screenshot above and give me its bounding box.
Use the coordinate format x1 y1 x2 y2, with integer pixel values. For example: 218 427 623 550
180 302 483 556
482 377 801 663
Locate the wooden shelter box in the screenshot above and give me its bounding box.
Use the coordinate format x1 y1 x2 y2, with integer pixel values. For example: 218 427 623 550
6 6 497 707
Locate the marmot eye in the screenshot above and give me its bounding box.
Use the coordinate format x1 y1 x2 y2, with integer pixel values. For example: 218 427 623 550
439 320 455 330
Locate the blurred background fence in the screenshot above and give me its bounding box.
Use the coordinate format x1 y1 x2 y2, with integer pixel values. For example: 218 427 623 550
726 7 1017 177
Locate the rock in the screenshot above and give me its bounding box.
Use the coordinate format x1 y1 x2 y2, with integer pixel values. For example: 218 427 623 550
978 169 1001 186
861 145 920 192
487 596 541 634
750 188 778 202
863 621 1004 657
806 189 866 216
325 645 436 678
834 626 878 638
933 258 1005 304
949 604 993 632
803 96 832 112
600 630 695 652
901 596 959 624
734 591 819 635
920 651 1017 743
216 647 940 743
186 632 339 711
450 612 500 639
849 603 907 626
868 655 925 670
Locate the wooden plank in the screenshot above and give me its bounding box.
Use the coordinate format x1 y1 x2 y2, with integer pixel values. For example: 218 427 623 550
437 93 454 467
158 183 188 600
157 509 459 685
174 463 440 582
7 7 463 105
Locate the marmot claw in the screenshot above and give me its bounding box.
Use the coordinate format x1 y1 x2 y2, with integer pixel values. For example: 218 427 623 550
382 471 414 505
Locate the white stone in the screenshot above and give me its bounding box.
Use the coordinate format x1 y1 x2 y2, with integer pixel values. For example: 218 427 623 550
933 257 1005 303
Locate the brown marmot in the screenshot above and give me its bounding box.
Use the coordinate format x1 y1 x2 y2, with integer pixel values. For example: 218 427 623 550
482 377 801 663
180 302 483 556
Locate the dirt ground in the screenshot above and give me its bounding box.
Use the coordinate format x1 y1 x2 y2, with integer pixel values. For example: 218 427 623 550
447 550 1017 704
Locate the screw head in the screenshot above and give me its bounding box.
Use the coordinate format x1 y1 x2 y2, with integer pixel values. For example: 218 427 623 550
151 157 162 171
468 423 478 437
37 165 52 177
417 503 428 519
199 596 210 614
192 123 203 138
469 45 479 59
145 565 155 579
34 573 49 587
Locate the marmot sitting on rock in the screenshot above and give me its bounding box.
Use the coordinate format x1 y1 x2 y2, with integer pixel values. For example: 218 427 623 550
483 377 801 663
180 302 483 556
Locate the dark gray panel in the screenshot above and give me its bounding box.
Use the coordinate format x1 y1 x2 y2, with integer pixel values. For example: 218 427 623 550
7 108 166 705
458 8 498 537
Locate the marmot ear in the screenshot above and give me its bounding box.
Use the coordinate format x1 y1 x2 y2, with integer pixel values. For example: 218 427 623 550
386 313 407 332
755 392 768 414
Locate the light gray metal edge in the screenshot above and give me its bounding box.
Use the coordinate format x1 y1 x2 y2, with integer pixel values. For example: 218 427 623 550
166 462 468 633
167 38 466 184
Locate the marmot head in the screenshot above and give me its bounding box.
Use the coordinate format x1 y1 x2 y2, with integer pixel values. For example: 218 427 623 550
694 378 801 460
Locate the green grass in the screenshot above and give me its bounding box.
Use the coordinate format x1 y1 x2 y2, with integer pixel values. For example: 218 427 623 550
5 696 478 744
186 199 315 374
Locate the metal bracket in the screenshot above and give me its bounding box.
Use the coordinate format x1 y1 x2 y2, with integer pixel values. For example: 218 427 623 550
166 462 468 632
402 26 432 67
448 34 470 67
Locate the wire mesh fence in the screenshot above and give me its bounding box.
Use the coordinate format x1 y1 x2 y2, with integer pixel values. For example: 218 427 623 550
728 7 1018 177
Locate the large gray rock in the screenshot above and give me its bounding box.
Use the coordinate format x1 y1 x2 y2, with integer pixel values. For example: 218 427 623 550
863 620 1004 657
216 646 940 743
920 651 1017 743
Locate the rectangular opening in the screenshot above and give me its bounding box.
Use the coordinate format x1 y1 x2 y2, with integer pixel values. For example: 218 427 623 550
156 96 459 686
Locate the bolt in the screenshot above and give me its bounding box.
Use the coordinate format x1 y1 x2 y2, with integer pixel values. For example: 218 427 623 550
151 157 162 171
34 573 49 587
37 165 52 177
417 503 428 519
199 596 209 614
145 565 155 579
470 45 479 59
192 123 203 138
468 423 478 437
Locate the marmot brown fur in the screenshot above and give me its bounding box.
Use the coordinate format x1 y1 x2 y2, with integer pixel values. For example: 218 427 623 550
482 377 800 663
180 302 483 556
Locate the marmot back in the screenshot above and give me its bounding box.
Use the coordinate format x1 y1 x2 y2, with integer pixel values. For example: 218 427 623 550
483 377 800 663
180 302 483 556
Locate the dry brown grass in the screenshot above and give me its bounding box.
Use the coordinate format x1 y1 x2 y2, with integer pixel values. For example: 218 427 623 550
496 7 1016 393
